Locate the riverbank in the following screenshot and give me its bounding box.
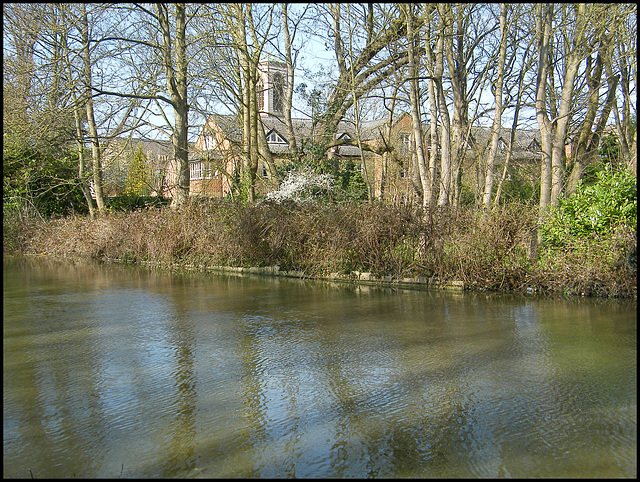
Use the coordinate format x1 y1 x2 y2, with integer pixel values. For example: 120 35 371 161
4 199 636 298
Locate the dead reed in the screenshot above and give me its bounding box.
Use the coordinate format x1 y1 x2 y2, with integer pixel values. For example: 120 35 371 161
5 199 635 298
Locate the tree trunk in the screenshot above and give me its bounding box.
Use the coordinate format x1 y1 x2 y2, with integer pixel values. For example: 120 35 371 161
156 3 190 208
281 3 297 154
248 65 259 204
482 3 508 210
494 39 533 209
380 89 398 200
535 4 553 215
80 3 106 215
435 6 452 207
59 7 96 217
236 43 252 202
423 5 438 207
405 4 429 209
549 4 586 206
566 51 619 195
443 5 468 208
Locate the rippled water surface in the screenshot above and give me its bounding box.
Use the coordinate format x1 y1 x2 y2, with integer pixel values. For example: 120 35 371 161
3 257 637 478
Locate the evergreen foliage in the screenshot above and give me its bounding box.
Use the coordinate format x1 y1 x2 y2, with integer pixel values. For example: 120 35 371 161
3 146 88 218
542 166 637 246
125 145 150 195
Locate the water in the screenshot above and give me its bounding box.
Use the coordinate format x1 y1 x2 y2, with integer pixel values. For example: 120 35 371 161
3 256 636 478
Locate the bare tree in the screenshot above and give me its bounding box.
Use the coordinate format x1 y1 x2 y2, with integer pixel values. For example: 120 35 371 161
4 3 100 216
58 5 96 217
155 3 189 208
403 3 429 209
565 25 619 195
535 4 555 214
422 4 439 207
280 3 311 156
608 4 637 174
430 6 453 207
493 29 536 209
86 3 193 208
482 4 509 210
315 4 414 149
80 4 107 214
227 4 276 202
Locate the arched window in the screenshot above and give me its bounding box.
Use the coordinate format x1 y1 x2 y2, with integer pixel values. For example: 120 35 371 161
272 72 284 114
257 76 264 112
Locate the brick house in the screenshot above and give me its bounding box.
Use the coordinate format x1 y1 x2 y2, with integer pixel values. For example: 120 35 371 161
160 57 545 203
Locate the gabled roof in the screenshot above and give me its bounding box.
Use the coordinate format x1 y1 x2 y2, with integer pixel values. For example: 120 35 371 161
102 136 175 165
199 112 544 161
203 114 385 157
266 129 288 144
465 125 542 160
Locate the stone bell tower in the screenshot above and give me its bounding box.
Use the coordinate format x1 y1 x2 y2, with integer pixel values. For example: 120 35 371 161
257 54 288 118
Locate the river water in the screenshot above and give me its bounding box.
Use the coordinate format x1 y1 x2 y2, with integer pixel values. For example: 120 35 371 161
3 256 636 478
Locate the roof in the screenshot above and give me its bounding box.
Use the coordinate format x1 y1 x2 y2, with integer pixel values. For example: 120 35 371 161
198 112 543 161
102 136 174 162
203 114 384 158
259 52 286 66
466 125 542 160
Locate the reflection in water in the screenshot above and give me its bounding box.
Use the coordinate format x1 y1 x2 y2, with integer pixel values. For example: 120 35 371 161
3 257 637 478
164 313 198 475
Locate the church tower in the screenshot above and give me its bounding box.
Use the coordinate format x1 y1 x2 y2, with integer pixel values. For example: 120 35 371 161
256 55 288 118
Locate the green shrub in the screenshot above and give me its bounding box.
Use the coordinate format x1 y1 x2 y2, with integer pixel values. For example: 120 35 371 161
3 147 89 218
501 176 537 204
336 160 368 202
543 167 637 246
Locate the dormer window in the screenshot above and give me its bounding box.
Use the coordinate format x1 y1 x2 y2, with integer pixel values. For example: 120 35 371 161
527 139 541 152
266 130 287 144
338 132 352 141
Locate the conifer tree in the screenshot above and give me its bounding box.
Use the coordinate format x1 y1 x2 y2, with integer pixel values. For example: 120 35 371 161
125 146 150 195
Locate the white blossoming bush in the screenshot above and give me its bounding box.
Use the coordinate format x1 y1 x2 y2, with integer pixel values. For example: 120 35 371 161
264 169 335 204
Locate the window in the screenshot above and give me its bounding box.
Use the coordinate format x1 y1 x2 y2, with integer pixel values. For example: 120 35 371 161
203 135 216 150
400 166 408 179
190 162 201 180
400 133 411 151
267 131 287 144
203 163 213 179
261 163 269 178
190 161 213 180
272 72 284 114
